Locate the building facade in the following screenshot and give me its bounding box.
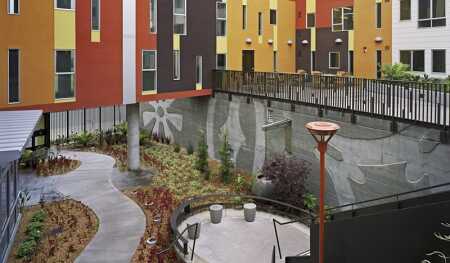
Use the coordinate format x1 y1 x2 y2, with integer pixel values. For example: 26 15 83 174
0 0 214 112
392 0 449 78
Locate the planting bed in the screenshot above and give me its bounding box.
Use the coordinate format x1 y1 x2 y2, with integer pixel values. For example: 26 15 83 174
8 199 98 263
36 155 81 176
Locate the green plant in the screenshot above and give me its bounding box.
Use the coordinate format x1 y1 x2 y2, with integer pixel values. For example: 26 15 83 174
16 239 37 259
71 131 96 147
140 129 152 145
114 122 128 143
27 228 42 241
174 144 181 153
187 143 194 155
382 63 412 81
30 210 47 223
218 131 234 184
303 193 317 212
195 130 209 179
26 221 43 235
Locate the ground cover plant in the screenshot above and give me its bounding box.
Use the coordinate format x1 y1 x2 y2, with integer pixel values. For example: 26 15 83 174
8 199 98 263
36 154 80 176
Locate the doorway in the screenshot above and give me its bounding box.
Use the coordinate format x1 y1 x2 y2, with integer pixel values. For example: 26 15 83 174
242 50 255 72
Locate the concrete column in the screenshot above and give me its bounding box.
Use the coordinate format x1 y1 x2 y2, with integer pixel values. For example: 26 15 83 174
126 103 140 171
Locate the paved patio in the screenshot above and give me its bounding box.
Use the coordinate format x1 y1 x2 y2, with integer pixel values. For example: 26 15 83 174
179 209 310 263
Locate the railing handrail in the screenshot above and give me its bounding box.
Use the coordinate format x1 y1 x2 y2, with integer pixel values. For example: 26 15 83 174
273 218 308 260
327 181 450 212
156 223 199 262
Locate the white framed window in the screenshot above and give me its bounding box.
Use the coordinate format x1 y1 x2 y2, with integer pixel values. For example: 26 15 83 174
150 0 157 33
196 56 202 85
173 0 186 35
258 12 263 35
91 0 100 31
270 9 277 25
216 1 226 36
55 50 75 100
418 0 446 28
217 54 226 70
400 50 425 72
55 0 75 10
8 0 19 15
8 49 20 104
332 7 353 32
400 0 411 21
329 52 340 69
142 50 157 92
173 50 181 80
432 49 446 73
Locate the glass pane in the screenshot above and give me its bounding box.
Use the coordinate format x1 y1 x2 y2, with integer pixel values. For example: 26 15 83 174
8 49 19 103
400 0 411 20
418 0 431 19
143 71 156 91
333 8 342 25
432 50 446 73
418 20 431 27
143 51 156 70
174 0 185 14
216 20 226 36
270 10 276 25
307 14 315 27
174 15 186 34
413 50 425 71
56 51 74 73
217 54 226 69
330 53 339 68
57 0 73 9
92 0 100 30
173 51 180 79
242 5 247 29
150 0 157 32
432 18 446 27
376 3 382 28
55 74 75 99
400 51 412 69
344 12 353 30
196 56 202 84
333 24 342 31
217 3 226 19
433 0 445 17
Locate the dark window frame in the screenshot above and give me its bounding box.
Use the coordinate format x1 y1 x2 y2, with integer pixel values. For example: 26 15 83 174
432 49 446 73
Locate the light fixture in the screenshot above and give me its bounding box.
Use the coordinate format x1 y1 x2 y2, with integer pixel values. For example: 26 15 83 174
375 36 383 43
335 38 343 44
302 40 309 45
268 39 274 45
305 121 340 263
363 46 368 53
245 38 252 44
287 40 293 46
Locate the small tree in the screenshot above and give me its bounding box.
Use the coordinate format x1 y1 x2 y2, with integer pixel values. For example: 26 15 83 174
195 130 209 179
382 63 412 81
219 131 234 184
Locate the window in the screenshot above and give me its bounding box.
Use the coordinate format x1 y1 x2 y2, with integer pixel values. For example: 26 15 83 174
311 51 316 71
56 0 74 9
307 13 315 28
91 0 100 31
217 2 226 36
400 0 411 20
329 52 340 69
376 2 382 28
8 0 19 14
418 0 446 28
173 50 180 80
217 54 226 70
258 12 263 35
55 50 75 99
173 0 186 34
273 51 278 72
143 50 157 92
400 50 425 72
196 56 202 85
348 50 354 74
376 50 382 78
8 49 19 104
270 10 277 25
332 7 353 31
432 50 446 73
243 5 247 29
150 0 157 33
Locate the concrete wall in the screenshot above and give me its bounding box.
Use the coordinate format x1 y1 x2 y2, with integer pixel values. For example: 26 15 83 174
140 93 450 207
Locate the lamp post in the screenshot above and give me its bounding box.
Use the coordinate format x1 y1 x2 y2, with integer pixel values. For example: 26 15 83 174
305 121 340 263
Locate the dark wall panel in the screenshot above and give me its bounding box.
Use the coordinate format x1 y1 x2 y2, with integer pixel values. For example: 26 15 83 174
296 29 311 72
316 28 349 74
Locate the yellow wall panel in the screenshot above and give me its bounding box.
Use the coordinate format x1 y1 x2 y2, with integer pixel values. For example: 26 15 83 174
173 34 180 51
217 37 227 54
91 31 101 43
306 0 316 13
311 28 316 52
54 10 75 49
348 30 354 51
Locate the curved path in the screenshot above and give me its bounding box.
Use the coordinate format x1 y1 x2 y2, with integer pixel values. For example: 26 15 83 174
55 151 145 263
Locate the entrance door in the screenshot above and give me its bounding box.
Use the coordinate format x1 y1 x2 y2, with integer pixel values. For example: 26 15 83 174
242 50 255 72
376 50 382 79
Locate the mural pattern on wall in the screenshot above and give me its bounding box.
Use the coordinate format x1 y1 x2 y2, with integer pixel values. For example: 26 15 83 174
141 94 450 207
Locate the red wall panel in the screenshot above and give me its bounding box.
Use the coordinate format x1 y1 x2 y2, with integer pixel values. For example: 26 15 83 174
296 0 307 29
316 0 353 28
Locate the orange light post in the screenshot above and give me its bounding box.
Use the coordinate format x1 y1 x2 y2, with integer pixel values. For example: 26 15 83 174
305 121 340 263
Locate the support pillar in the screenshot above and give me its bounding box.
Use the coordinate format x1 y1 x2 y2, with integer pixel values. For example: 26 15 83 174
127 103 140 171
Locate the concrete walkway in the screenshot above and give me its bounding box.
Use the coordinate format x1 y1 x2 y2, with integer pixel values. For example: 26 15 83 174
54 151 146 263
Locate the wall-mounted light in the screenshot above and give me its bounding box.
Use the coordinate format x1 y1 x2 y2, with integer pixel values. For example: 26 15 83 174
245 38 252 44
335 38 343 44
363 46 368 53
375 36 383 43
287 40 293 46
268 39 274 45
301 40 309 45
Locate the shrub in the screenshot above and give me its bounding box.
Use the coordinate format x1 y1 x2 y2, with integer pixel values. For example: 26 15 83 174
195 130 209 179
382 63 412 81
261 154 310 208
16 239 37 259
30 210 46 223
114 122 128 143
303 193 317 213
174 144 181 153
187 143 194 155
140 129 152 145
218 132 234 184
71 131 96 147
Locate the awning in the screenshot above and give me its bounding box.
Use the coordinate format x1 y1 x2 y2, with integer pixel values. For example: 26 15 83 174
0 110 43 166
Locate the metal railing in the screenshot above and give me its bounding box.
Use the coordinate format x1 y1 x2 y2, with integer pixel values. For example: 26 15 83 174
156 223 199 262
214 70 450 130
273 218 308 260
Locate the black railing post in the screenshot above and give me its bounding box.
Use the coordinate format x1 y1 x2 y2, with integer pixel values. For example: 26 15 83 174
113 105 116 127
66 110 70 141
99 107 103 145
273 219 282 259
44 112 51 148
83 108 87 133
